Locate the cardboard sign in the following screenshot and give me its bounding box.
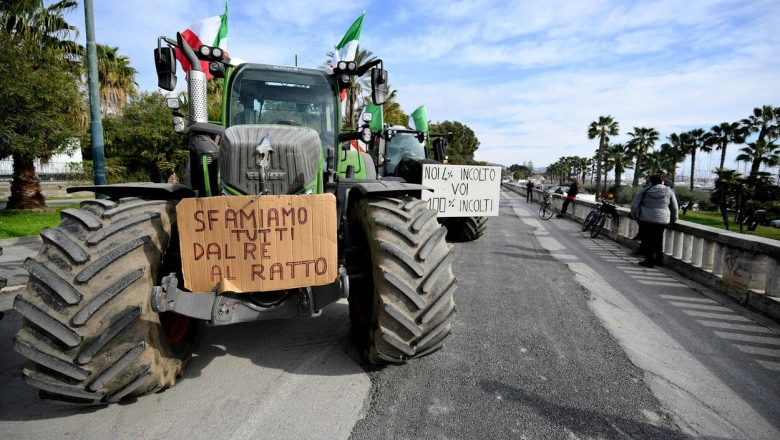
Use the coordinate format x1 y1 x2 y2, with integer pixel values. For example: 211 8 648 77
421 164 501 217
176 194 337 293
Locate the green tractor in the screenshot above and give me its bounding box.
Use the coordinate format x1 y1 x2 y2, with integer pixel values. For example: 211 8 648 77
371 124 489 242
12 33 456 405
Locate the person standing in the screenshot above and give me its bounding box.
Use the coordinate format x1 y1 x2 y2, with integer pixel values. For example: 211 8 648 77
630 174 678 268
556 177 579 218
526 180 534 203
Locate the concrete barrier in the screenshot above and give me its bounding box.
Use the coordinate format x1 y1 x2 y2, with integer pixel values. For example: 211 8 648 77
503 183 780 320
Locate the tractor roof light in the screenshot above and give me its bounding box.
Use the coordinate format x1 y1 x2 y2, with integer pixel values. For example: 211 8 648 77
347 61 357 72
211 47 223 58
199 45 211 57
337 61 347 71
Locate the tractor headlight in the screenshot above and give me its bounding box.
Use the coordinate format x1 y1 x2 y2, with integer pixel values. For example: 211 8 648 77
172 116 185 133
360 127 372 144
339 74 350 87
347 61 356 72
199 45 210 57
337 61 347 71
211 47 223 58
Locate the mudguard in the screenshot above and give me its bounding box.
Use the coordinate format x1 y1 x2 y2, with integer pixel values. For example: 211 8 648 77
67 183 197 200
334 178 432 260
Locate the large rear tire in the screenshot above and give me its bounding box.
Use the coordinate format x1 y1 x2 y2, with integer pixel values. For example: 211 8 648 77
13 198 198 405
442 216 488 242
348 196 457 364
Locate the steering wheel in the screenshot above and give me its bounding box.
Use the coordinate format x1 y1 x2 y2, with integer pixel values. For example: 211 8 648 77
274 120 302 126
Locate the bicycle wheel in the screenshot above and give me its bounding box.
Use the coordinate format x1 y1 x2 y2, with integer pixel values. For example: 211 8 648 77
582 211 596 231
539 202 554 220
590 213 608 238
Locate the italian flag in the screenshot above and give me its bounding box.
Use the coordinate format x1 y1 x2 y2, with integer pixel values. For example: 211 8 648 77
409 106 429 133
175 2 229 79
331 13 365 68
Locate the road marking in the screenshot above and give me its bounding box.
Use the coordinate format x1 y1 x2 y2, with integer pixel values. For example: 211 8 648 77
671 302 734 312
713 331 780 345
696 320 774 334
682 310 752 321
636 280 686 287
660 295 714 303
755 360 780 371
736 345 780 357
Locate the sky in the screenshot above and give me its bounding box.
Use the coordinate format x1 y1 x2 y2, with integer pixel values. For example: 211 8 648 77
66 0 780 181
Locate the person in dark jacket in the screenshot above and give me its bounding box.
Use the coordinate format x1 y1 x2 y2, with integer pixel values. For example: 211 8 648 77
630 174 678 268
556 177 579 218
526 180 534 203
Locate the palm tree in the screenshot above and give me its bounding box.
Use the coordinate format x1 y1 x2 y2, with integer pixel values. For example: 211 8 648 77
707 122 746 170
682 128 711 190
587 115 619 200
604 143 633 199
658 132 689 183
627 127 659 186
735 139 780 177
1 0 80 57
742 105 780 144
95 44 138 117
1 0 81 210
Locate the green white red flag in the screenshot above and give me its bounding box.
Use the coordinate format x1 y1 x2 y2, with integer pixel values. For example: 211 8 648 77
331 13 364 68
175 2 229 79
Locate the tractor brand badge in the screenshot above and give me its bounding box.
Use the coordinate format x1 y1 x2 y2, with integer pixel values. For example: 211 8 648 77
254 135 273 169
247 136 285 181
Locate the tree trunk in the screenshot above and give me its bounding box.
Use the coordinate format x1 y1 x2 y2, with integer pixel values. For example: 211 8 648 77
689 150 697 190
6 154 46 210
632 149 643 187
594 139 604 201
719 142 727 170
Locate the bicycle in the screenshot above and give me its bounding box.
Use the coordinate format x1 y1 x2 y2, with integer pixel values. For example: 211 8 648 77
539 192 555 220
582 200 618 238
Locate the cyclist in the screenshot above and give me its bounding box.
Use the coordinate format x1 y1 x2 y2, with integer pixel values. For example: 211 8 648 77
556 177 579 218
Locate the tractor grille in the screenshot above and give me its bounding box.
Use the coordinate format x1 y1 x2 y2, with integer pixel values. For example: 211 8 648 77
219 125 320 195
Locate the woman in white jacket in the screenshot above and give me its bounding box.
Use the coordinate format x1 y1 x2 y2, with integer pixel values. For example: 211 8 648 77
630 174 678 268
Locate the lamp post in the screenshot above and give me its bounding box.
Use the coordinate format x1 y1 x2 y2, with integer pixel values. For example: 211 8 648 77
84 0 106 197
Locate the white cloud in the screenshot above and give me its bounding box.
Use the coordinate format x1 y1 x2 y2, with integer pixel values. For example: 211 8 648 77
68 0 779 174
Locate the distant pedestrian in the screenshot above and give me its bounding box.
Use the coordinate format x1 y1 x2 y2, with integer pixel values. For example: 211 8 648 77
630 173 678 268
526 180 534 203
556 177 579 218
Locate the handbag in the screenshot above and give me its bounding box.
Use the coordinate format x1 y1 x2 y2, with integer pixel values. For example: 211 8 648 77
630 188 647 220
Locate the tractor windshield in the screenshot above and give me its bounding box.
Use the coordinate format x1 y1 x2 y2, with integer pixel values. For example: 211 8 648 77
385 131 426 175
227 64 338 150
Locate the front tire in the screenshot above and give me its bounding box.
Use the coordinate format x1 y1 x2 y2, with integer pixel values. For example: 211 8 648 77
13 198 198 405
582 212 595 231
348 196 457 364
590 214 608 238
539 203 554 220
442 216 488 242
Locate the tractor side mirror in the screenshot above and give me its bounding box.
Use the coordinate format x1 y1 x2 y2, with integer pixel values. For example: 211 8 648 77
154 46 177 91
371 68 388 105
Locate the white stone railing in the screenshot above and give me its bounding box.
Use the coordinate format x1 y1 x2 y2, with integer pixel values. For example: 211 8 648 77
503 184 780 316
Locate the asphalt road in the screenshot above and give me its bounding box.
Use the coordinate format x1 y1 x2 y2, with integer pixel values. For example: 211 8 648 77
1 188 779 439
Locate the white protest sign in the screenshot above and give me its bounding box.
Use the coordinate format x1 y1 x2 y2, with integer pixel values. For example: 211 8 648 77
421 164 501 217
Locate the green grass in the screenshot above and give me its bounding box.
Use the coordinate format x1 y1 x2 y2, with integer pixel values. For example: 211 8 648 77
0 205 79 239
680 210 780 241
